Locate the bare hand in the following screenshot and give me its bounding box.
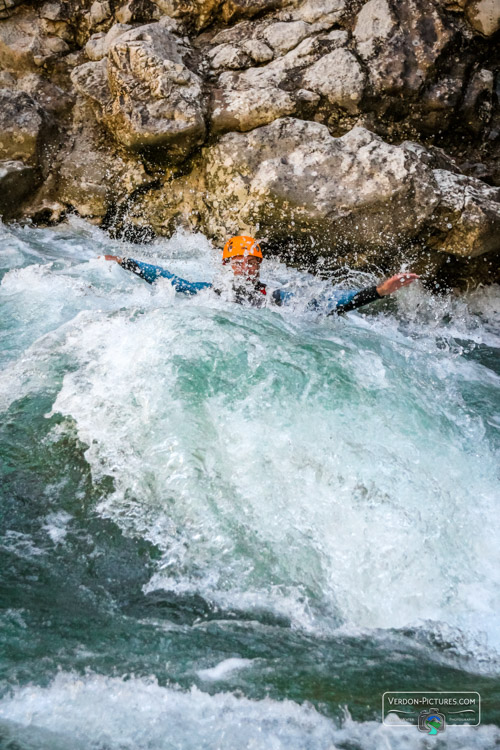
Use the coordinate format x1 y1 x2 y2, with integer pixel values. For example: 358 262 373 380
99 255 122 263
376 272 420 297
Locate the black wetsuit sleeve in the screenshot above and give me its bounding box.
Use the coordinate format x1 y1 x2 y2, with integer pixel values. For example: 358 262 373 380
121 258 144 276
329 285 382 315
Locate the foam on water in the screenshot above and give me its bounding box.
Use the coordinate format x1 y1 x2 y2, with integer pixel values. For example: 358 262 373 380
1 220 499 662
0 672 499 750
45 291 500 646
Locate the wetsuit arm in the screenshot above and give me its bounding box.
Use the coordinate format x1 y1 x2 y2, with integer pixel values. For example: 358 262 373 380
272 285 381 313
272 288 294 306
120 257 212 296
327 285 382 315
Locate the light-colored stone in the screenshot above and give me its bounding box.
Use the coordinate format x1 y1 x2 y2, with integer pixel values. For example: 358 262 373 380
0 89 46 163
465 0 500 36
353 0 396 59
354 0 455 96
40 2 67 21
208 42 251 70
57 101 153 219
262 21 311 54
72 59 111 107
295 0 346 25
202 118 440 249
0 11 69 71
431 170 500 256
72 23 206 161
241 38 274 63
303 48 365 113
85 24 133 61
211 36 327 132
89 0 111 27
211 75 296 132
323 29 349 44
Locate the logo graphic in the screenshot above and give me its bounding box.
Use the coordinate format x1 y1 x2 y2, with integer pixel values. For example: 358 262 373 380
418 710 445 735
382 691 480 730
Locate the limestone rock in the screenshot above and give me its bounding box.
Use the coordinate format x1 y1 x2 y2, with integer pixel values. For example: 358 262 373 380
0 89 47 164
89 0 112 28
211 69 296 132
56 101 153 219
0 10 70 71
85 24 133 61
40 2 69 22
71 59 111 108
221 0 290 24
208 42 251 70
354 0 456 98
72 23 206 161
0 0 23 20
242 38 274 63
293 0 347 26
353 0 395 59
262 20 311 54
125 167 206 235
302 47 365 113
0 160 39 218
210 34 356 133
114 0 160 25
201 118 440 251
430 170 500 257
465 0 500 36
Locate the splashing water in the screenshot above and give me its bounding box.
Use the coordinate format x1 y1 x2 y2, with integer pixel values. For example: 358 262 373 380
1 218 499 749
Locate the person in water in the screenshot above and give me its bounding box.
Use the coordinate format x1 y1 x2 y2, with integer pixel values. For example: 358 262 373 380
103 235 419 314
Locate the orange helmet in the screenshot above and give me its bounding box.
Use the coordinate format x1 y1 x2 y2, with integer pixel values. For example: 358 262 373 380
222 235 263 264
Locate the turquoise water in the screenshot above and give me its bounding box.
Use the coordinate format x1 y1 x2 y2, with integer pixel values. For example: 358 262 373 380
0 218 499 749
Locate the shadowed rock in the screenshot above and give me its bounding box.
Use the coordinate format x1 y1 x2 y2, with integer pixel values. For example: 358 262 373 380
0 160 39 218
72 22 206 161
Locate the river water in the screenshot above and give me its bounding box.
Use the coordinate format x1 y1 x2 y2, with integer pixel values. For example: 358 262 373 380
0 218 499 749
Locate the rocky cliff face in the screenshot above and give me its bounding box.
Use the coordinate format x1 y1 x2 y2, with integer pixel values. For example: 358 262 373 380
0 0 499 285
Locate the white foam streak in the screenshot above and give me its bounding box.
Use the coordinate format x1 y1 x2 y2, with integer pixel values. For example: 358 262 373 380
2 223 500 660
1 672 499 750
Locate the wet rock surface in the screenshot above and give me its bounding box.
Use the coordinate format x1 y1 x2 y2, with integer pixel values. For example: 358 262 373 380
0 0 498 285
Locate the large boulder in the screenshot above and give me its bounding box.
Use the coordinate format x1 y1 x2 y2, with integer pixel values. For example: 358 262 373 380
125 0 290 32
55 101 154 220
202 118 441 250
132 117 498 263
0 160 39 218
302 46 365 114
210 31 364 133
0 89 48 164
0 9 70 72
353 0 456 99
71 22 206 161
465 0 500 36
84 23 133 61
429 170 500 257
